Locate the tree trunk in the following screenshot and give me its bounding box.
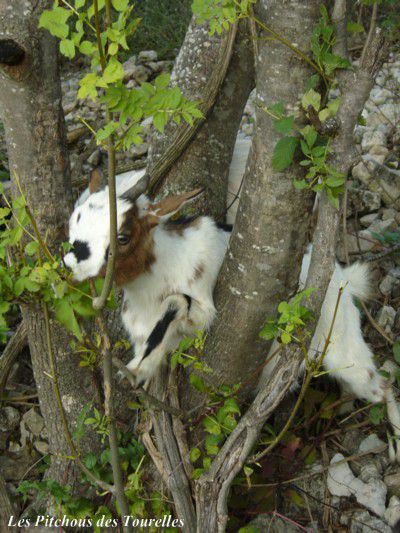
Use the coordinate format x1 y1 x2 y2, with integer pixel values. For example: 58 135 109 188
202 0 319 393
147 19 255 220
0 0 101 490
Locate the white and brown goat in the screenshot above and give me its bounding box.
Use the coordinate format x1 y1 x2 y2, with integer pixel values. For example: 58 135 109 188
64 169 230 386
64 141 400 456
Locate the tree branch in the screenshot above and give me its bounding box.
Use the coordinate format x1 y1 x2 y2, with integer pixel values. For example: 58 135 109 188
195 19 389 533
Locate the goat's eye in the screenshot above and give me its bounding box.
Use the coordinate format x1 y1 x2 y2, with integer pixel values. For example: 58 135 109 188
117 234 130 246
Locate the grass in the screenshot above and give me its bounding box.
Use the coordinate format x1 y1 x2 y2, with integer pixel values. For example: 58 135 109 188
127 0 192 60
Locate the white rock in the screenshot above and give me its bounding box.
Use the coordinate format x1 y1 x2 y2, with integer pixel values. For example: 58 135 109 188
22 408 44 437
327 454 355 497
358 434 386 454
352 161 371 184
379 274 398 296
385 496 400 527
138 50 158 62
361 129 387 152
376 306 396 331
359 213 379 227
355 479 387 517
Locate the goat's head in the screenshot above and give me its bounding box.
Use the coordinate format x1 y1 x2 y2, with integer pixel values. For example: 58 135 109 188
63 170 203 285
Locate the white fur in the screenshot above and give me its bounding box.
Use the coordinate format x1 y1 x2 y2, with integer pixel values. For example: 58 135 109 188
261 249 386 404
65 169 229 384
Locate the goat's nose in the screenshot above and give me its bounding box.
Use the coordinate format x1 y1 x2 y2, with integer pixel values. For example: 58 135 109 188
63 252 76 270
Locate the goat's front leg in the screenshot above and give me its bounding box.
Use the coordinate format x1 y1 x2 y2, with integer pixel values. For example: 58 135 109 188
126 294 191 387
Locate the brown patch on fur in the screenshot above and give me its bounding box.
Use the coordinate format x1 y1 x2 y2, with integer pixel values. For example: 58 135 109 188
89 168 103 194
113 205 156 286
122 299 129 313
150 188 203 217
188 217 201 228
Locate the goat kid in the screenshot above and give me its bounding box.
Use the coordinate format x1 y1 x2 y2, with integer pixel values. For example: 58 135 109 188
64 152 400 459
64 169 230 386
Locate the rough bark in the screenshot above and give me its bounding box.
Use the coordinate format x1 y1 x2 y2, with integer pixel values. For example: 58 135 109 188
0 1 101 490
147 19 255 220
0 473 16 532
203 0 318 392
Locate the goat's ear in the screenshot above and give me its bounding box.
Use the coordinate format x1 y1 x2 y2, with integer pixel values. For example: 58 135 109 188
149 188 204 220
89 168 103 194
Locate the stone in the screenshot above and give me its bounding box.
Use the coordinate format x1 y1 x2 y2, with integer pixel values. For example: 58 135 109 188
34 440 49 455
376 305 396 331
385 471 400 498
361 129 387 152
87 149 101 167
359 462 381 483
0 406 20 433
130 142 148 158
358 434 386 454
366 217 396 234
328 454 386 517
138 50 158 63
348 510 391 533
385 495 400 527
327 454 354 497
359 212 379 227
350 189 381 212
379 274 398 296
22 408 44 437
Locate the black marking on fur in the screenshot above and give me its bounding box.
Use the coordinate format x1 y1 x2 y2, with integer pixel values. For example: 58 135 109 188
71 240 90 262
217 222 233 232
165 215 199 231
183 294 192 311
143 308 178 359
77 213 81 223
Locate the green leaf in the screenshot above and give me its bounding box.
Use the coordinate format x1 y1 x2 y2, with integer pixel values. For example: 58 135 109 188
205 434 222 456
108 42 119 56
273 116 295 135
112 0 129 11
189 373 207 392
393 342 400 364
39 7 72 39
78 73 99 101
189 447 201 463
85 452 97 469
302 89 321 112
281 331 291 344
203 416 221 435
102 58 124 84
347 21 365 33
55 299 82 341
25 241 39 256
60 39 75 59
300 125 317 148
79 40 97 56
293 179 308 190
326 175 345 188
272 137 298 171
369 404 385 425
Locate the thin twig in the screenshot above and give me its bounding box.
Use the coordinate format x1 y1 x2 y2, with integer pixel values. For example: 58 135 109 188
92 0 117 311
42 302 113 493
90 280 132 531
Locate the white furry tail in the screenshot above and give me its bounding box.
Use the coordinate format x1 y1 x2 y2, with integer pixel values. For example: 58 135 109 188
340 262 372 301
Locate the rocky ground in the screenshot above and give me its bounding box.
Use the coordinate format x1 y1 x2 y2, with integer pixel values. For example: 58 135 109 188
0 50 399 530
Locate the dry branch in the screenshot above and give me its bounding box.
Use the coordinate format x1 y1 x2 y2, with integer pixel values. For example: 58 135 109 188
0 321 27 395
